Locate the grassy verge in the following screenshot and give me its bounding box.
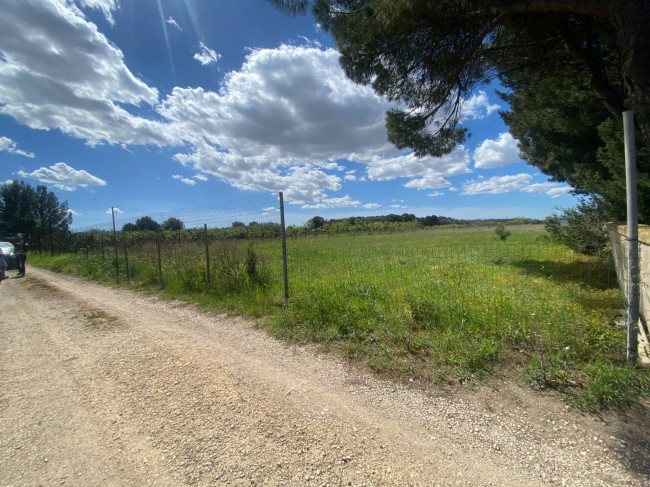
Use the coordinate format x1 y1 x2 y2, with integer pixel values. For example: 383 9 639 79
31 226 649 413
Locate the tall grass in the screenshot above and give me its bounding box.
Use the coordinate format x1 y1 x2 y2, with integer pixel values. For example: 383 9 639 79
30 226 649 412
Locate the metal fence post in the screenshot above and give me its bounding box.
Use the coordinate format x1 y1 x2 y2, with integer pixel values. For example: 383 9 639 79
156 231 163 286
204 223 211 289
623 110 639 364
111 207 119 285
280 192 289 301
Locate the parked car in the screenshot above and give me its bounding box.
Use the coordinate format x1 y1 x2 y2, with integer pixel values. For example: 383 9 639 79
0 242 17 270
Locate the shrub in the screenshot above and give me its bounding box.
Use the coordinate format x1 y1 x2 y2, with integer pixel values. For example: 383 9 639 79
495 224 511 241
545 197 609 255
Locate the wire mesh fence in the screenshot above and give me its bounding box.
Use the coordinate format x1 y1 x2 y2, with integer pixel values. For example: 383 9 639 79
54 201 626 332
64 193 285 293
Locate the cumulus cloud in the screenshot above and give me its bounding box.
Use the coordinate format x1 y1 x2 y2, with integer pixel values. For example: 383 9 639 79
0 0 175 147
173 174 197 186
17 162 106 191
194 42 221 66
461 90 500 121
107 207 122 214
160 46 392 162
523 183 572 198
0 136 35 158
301 195 360 209
428 191 444 197
366 146 471 190
161 45 395 204
0 2 515 209
364 203 380 209
473 132 521 169
462 174 570 198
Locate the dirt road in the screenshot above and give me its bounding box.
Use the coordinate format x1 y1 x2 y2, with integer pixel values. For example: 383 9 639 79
1 268 648 486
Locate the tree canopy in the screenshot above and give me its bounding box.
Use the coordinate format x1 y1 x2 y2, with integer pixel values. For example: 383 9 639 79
499 58 649 221
0 181 72 247
122 216 162 232
271 0 650 221
162 217 184 231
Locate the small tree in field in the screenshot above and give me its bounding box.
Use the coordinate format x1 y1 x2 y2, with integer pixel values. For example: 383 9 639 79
495 224 511 241
545 197 609 255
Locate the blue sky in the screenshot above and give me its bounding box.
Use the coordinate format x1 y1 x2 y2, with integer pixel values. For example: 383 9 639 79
0 0 576 229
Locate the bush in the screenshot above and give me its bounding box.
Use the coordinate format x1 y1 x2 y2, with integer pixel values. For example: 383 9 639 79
495 224 511 241
545 197 609 255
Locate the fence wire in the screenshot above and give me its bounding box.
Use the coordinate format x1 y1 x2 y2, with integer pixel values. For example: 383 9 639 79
65 193 284 294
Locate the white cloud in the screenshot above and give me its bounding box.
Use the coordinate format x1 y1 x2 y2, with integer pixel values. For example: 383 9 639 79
461 90 500 121
68 209 79 216
301 195 361 209
390 204 408 209
523 183 572 198
364 203 380 209
76 0 119 26
462 173 570 197
463 174 532 195
365 146 471 189
17 162 106 191
0 0 175 147
0 136 35 158
160 45 392 162
427 191 444 197
166 16 181 31
194 42 221 66
0 5 519 208
161 45 396 203
344 174 356 181
172 174 197 186
322 162 343 171
193 174 208 181
107 207 122 214
473 132 521 169
173 140 342 203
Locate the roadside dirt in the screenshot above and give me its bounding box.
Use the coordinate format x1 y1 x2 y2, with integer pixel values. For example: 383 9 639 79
1 267 648 486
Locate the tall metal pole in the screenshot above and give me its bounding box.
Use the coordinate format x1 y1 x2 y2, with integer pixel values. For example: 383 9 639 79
279 192 289 301
623 111 639 364
204 223 211 289
156 231 163 286
111 206 119 285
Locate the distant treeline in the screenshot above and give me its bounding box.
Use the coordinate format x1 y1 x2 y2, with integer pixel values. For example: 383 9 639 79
65 213 543 253
294 213 543 235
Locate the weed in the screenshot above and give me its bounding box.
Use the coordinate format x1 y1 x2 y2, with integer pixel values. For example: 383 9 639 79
86 309 118 322
569 361 650 412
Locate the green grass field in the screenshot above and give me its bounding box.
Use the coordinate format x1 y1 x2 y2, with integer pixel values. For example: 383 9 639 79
31 225 649 412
